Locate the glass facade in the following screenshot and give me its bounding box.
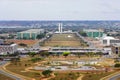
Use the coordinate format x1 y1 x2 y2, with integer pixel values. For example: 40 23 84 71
86 32 103 38
17 33 21 39
23 33 30 39
31 33 36 39
17 32 38 40
17 29 44 40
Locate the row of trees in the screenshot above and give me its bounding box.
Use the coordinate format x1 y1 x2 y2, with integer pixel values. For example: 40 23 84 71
27 51 103 58
79 31 87 37
36 33 46 39
62 52 103 58
38 51 103 58
31 57 42 63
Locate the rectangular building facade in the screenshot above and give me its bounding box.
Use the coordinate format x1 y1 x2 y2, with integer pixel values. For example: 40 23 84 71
83 29 104 38
17 29 44 40
0 44 17 55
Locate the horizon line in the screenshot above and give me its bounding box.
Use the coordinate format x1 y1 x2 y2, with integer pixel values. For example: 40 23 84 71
0 19 120 21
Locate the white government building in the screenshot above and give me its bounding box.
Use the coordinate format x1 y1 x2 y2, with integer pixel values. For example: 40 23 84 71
55 23 73 33
101 36 120 46
0 44 17 55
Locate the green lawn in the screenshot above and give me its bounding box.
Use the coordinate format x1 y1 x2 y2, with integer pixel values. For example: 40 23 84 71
5 58 42 80
50 72 80 80
44 33 87 47
82 72 116 80
49 71 116 80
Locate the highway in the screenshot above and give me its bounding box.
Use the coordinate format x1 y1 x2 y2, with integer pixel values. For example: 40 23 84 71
0 61 22 80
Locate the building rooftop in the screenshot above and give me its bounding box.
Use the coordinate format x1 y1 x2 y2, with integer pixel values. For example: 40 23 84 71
102 36 120 40
83 29 104 32
10 44 17 46
103 36 115 40
19 29 44 33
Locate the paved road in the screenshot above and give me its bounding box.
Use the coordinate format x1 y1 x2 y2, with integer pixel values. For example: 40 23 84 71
0 61 22 80
0 70 21 80
75 32 95 48
109 74 120 80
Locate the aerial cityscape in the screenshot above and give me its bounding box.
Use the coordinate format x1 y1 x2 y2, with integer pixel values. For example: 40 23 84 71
0 0 120 80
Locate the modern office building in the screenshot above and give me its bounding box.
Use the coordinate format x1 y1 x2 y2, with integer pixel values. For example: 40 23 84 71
101 36 120 46
83 29 104 38
17 29 44 40
0 44 17 55
58 23 63 33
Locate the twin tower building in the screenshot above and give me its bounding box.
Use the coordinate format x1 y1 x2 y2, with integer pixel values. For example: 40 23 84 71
58 23 63 33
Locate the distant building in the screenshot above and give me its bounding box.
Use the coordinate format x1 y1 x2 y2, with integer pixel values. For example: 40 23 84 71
55 23 73 33
101 36 120 46
55 23 63 33
112 43 120 54
0 33 9 39
17 29 44 40
48 47 102 53
58 23 63 33
0 44 17 55
83 29 104 38
0 39 4 44
103 47 112 55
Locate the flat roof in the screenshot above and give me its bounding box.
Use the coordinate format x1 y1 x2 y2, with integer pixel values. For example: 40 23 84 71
84 29 104 32
102 36 120 40
10 44 17 46
19 29 44 33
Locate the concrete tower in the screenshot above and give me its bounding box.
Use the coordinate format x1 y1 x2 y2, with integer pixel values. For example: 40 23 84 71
58 23 61 33
58 23 63 33
60 23 63 33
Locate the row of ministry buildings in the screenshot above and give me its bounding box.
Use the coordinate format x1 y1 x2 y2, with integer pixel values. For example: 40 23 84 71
17 29 44 40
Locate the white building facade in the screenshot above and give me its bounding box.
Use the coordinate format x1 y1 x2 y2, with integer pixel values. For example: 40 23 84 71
101 36 120 46
0 44 17 55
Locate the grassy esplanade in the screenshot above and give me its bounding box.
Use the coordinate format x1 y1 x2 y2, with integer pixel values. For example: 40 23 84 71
44 33 87 47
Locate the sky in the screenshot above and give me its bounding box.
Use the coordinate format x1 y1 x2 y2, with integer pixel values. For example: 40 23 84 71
0 0 120 20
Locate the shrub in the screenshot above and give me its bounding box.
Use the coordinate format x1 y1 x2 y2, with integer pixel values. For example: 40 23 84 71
114 63 120 67
42 70 52 77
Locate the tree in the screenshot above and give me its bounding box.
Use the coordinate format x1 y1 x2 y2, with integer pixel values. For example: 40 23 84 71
114 63 120 67
86 52 95 57
31 57 42 62
40 52 49 57
19 43 27 47
63 52 70 58
96 52 103 57
29 52 36 57
76 53 81 58
42 70 52 77
118 53 120 57
36 33 45 39
79 31 87 37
